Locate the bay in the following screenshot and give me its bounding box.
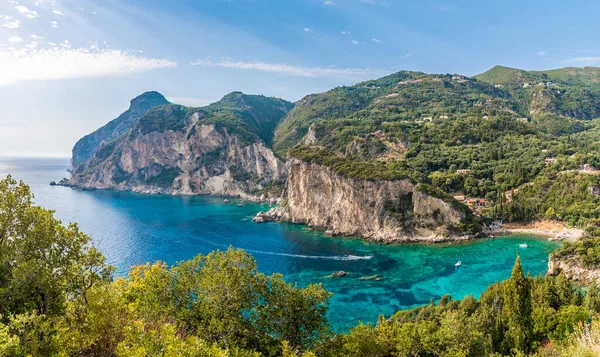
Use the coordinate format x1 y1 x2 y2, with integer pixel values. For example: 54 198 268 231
0 157 560 331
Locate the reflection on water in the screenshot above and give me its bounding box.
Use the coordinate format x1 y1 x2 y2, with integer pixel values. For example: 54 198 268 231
0 157 561 331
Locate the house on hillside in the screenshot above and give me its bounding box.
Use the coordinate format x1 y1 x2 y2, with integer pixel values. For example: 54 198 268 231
423 117 433 122
439 115 449 119
517 117 529 123
523 83 531 88
482 115 489 120
452 75 468 83
545 158 558 166
456 169 471 174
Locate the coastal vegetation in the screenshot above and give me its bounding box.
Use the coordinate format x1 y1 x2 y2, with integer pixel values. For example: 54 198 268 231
70 66 600 240
2 176 600 356
274 66 600 234
553 222 600 268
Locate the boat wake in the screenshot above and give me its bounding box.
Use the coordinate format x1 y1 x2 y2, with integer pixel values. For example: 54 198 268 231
246 249 372 261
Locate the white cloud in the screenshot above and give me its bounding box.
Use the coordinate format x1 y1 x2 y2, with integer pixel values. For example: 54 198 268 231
50 20 57 28
351 39 359 45
191 58 381 79
34 0 61 6
537 51 547 56
0 15 20 28
52 9 65 16
303 27 312 32
8 36 22 43
15 5 39 19
324 0 334 4
30 34 42 39
372 38 381 43
0 45 177 86
341 31 350 35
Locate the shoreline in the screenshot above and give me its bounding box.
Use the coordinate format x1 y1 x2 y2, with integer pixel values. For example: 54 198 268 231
494 221 582 242
56 181 282 205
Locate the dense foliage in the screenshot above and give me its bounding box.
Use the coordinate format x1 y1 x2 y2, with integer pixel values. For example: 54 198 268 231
553 222 600 268
2 177 600 356
133 92 294 147
273 67 600 231
0 176 331 356
288 145 414 181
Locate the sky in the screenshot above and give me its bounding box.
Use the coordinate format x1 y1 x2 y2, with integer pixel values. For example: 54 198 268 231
1 0 600 157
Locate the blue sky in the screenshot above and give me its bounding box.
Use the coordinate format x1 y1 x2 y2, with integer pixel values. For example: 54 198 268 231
1 0 599 156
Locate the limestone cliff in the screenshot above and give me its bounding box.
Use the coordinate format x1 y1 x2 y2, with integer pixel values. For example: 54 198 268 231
255 159 473 242
70 91 169 171
66 93 293 198
547 254 600 283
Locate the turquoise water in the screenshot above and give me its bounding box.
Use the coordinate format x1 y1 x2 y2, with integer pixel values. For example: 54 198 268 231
0 157 561 331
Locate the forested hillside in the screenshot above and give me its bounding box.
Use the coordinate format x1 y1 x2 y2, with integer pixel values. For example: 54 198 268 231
273 66 600 230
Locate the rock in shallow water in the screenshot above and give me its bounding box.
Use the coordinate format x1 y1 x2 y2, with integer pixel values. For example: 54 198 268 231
253 207 285 223
328 271 347 278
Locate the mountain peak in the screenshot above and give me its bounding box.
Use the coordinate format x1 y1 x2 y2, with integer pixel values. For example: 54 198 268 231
130 91 169 110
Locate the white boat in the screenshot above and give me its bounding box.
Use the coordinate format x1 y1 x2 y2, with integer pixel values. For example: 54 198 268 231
519 243 528 248
455 261 462 267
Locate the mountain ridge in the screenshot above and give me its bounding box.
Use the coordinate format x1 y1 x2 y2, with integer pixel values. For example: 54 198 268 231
66 65 600 243
70 91 170 171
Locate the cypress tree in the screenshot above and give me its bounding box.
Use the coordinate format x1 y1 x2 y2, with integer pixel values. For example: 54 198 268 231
502 255 533 354
584 282 600 313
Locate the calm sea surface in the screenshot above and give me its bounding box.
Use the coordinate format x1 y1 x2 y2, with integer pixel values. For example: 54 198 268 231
0 157 560 331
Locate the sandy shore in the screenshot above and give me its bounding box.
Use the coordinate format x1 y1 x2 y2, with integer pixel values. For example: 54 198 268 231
497 221 582 242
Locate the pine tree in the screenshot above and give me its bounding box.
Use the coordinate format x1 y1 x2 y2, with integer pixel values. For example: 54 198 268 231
502 255 533 354
584 282 600 313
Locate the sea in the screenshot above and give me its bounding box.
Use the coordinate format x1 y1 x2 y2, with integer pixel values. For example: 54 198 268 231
0 157 560 331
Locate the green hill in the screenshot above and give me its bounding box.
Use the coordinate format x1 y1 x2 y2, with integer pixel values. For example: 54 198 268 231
133 92 294 146
274 71 514 157
273 67 600 227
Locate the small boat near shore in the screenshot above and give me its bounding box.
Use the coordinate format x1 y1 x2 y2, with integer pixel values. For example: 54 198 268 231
519 243 528 248
455 261 462 268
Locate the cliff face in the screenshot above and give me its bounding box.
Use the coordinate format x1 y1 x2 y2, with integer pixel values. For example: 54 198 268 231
256 159 469 242
67 93 294 198
70 91 169 171
68 121 286 198
547 254 600 283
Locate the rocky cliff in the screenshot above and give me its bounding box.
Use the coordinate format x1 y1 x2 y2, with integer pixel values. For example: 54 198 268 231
66 93 293 199
70 91 169 171
255 158 473 242
547 254 600 283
